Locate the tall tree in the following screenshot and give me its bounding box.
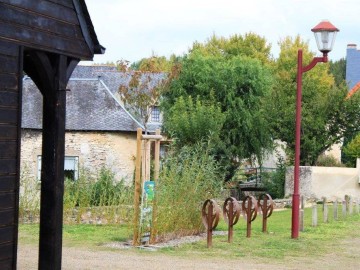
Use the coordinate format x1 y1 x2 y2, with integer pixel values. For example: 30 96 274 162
162 50 273 180
329 58 346 87
343 133 360 157
130 54 180 72
190 32 272 65
164 95 226 148
267 36 360 165
117 58 180 132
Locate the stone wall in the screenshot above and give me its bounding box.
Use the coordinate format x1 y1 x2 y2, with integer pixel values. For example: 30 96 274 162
285 160 360 201
285 166 313 198
21 129 137 183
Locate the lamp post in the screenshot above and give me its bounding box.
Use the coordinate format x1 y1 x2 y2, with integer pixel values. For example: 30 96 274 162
292 20 339 239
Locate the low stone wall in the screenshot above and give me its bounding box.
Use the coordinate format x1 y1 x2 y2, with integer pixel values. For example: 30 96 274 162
273 199 292 209
285 160 360 201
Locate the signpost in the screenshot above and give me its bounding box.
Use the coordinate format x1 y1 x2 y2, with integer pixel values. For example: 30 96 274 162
133 128 162 246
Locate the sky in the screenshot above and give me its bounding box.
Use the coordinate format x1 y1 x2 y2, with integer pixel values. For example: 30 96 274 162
83 0 360 65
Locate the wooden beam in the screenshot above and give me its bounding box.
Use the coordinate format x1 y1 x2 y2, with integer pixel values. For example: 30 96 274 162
133 128 143 246
23 51 53 96
0 43 22 270
143 140 151 181
38 54 67 270
141 134 163 140
150 129 161 244
35 54 79 270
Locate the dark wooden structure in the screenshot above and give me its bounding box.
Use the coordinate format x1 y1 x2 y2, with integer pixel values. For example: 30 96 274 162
0 1 104 269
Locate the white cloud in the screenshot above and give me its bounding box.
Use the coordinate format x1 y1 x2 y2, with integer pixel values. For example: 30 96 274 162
86 0 360 64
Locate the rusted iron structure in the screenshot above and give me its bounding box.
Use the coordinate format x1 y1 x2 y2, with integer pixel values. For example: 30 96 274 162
222 197 240 243
258 194 274 233
242 196 258 238
201 199 220 248
0 1 103 269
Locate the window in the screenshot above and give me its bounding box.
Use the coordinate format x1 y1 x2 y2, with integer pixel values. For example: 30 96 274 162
37 156 79 181
150 106 160 122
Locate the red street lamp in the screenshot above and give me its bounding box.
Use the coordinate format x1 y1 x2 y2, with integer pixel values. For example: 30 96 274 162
292 20 339 239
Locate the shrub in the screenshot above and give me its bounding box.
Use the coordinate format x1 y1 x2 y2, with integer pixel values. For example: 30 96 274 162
63 168 93 210
90 167 117 206
261 155 286 199
155 142 223 241
19 165 40 222
19 165 134 224
63 167 134 224
315 155 345 167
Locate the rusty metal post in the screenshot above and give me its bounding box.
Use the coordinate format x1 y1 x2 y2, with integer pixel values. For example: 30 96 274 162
242 196 258 238
202 199 220 248
223 197 241 243
207 202 213 246
258 194 274 233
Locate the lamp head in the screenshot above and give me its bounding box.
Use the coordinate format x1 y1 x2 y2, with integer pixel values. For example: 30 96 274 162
311 20 339 54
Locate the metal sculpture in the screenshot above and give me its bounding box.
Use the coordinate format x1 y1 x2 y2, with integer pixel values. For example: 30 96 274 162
223 197 241 243
242 196 258 238
202 199 220 248
258 193 274 233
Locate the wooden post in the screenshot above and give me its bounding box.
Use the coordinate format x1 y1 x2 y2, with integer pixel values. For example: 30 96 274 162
323 203 328 223
349 198 353 215
333 201 338 220
133 128 143 246
312 205 317 227
38 55 67 270
342 200 346 218
345 195 350 213
301 195 305 210
142 140 151 181
150 129 161 244
300 209 304 231
300 196 304 231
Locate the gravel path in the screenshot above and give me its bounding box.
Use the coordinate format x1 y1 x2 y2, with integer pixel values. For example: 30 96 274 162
17 245 285 270
17 237 360 270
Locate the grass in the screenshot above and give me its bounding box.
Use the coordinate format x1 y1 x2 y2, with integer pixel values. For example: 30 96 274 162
19 205 360 263
169 205 360 262
19 223 131 248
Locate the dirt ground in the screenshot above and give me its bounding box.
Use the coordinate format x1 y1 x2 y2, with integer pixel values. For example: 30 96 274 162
17 237 360 270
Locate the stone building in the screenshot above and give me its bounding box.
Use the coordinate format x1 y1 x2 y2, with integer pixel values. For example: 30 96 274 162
21 65 150 183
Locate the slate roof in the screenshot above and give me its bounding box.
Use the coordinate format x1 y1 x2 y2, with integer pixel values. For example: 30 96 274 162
71 65 164 132
22 65 164 132
22 66 143 132
70 65 165 95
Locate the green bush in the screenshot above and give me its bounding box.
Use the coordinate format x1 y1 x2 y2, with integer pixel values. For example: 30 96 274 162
64 167 133 209
261 155 286 199
64 167 134 224
20 165 134 224
19 165 40 222
63 168 93 211
155 142 223 241
91 167 116 206
315 155 345 167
